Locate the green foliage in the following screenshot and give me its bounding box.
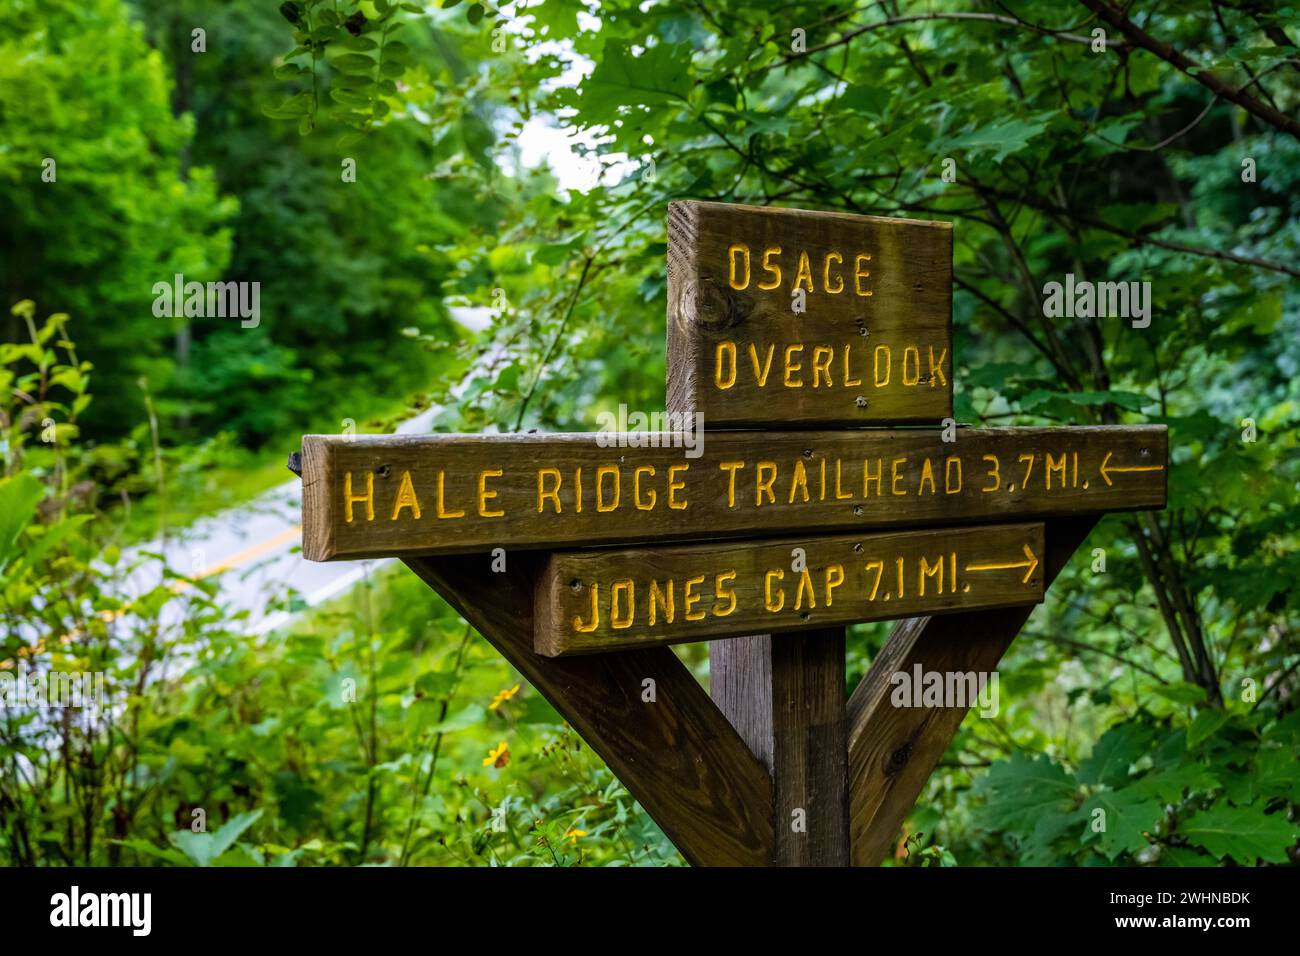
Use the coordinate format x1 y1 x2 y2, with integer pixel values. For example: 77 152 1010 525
5 0 1300 867
0 0 234 437
968 709 1299 866
0 308 676 866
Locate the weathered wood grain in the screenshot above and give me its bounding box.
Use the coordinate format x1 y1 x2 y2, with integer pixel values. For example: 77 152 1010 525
301 426 1166 560
667 200 952 428
536 523 1046 656
402 553 775 867
846 515 1099 866
711 629 850 865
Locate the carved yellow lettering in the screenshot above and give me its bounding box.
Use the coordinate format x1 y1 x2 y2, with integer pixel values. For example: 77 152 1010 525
794 251 814 292
436 470 465 519
825 564 845 606
835 458 851 500
874 345 891 387
757 246 782 290
344 471 374 523
843 342 862 387
728 243 750 290
918 458 936 496
683 574 706 621
981 455 1001 493
667 464 689 510
634 466 656 511
1046 452 1066 490
891 457 908 496
390 469 422 520
823 251 844 293
537 468 562 514
783 345 804 387
720 461 745 508
902 346 920 386
788 459 810 503
764 569 785 612
714 571 737 617
477 469 504 518
919 555 943 596
574 584 599 633
812 345 833 387
854 253 873 296
756 461 778 506
596 464 621 513
863 458 883 497
748 343 775 387
945 456 962 494
611 579 634 629
715 341 737 389
929 346 948 387
649 579 675 626
795 569 816 610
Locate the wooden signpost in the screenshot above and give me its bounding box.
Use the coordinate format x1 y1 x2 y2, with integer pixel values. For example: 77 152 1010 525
294 200 1168 867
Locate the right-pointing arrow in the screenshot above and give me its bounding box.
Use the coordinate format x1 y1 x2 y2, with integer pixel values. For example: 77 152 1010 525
965 542 1040 585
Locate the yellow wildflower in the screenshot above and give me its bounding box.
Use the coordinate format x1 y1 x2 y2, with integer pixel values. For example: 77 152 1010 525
484 740 510 768
489 682 522 710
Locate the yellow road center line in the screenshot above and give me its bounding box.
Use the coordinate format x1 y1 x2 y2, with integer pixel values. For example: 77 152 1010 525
2 524 304 668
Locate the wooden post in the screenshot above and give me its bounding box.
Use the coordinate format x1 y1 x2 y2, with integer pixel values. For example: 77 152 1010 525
710 628 849 866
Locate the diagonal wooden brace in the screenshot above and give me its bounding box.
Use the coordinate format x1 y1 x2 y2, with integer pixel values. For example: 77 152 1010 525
845 515 1099 865
403 553 775 866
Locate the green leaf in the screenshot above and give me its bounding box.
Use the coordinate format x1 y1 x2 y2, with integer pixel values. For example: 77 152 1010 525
426 703 486 735
262 92 313 118
168 809 264 867
17 514 93 570
1182 804 1298 864
945 112 1053 163
578 41 691 116
332 54 378 74
1078 722 1151 788
975 753 1077 832
1187 709 1230 750
1152 682 1208 707
0 473 44 571
1081 789 1162 860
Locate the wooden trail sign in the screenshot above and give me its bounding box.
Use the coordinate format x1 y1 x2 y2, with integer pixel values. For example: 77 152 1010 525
667 201 952 428
300 426 1166 561
294 198 1171 867
534 523 1046 656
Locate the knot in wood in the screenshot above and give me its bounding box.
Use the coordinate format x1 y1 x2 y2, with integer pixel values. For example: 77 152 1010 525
677 275 752 336
887 742 913 775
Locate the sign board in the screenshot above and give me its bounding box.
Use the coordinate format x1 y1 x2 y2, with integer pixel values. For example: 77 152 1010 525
295 199 1174 868
300 426 1167 561
535 523 1046 656
666 200 952 428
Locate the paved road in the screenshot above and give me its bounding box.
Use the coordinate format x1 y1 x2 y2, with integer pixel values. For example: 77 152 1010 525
119 308 491 634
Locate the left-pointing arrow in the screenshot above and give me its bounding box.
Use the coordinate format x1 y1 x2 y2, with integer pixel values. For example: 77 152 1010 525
1099 450 1165 487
